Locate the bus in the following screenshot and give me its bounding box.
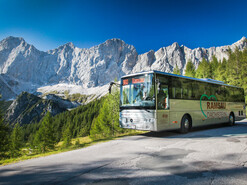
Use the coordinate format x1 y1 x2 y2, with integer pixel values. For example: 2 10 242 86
119 70 246 133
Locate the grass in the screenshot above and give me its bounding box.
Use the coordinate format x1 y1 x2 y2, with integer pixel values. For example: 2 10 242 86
0 130 146 166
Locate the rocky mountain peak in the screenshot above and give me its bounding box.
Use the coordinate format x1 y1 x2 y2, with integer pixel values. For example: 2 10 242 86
4 36 24 43
236 36 247 46
228 36 247 50
240 36 246 41
97 38 135 51
61 42 75 49
5 91 67 125
171 42 180 49
105 38 124 44
0 36 246 100
0 36 26 49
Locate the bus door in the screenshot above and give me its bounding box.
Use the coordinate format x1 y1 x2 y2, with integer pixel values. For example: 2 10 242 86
156 84 170 130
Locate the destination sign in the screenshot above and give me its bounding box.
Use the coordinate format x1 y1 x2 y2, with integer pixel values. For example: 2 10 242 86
132 78 145 84
123 79 129 86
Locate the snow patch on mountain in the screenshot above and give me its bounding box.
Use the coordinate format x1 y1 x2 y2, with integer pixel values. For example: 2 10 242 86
37 83 109 102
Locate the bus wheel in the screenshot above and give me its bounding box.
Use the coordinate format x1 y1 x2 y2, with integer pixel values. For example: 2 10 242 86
228 113 235 126
180 115 191 134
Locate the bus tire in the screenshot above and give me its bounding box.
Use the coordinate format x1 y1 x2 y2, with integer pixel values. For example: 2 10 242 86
228 112 235 126
180 115 191 134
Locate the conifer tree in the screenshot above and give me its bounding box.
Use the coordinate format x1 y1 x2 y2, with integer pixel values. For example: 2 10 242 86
210 56 219 79
10 123 23 157
184 60 196 77
195 58 211 79
226 47 241 86
240 48 247 99
62 123 72 148
0 112 10 157
173 65 181 75
33 112 55 153
215 58 227 82
90 88 121 140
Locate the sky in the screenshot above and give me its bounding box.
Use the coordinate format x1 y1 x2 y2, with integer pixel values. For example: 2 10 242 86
0 0 247 54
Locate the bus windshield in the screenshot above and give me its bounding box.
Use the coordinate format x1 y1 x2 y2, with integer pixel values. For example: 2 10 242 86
120 73 155 108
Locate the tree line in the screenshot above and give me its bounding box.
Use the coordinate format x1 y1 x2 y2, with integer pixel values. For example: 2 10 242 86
0 89 131 159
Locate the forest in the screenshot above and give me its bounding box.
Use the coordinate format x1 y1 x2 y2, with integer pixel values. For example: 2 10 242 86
0 47 247 163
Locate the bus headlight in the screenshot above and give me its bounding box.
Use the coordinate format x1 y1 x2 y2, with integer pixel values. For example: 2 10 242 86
121 118 128 126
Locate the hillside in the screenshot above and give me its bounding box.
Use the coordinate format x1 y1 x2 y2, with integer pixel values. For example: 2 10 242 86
4 92 67 125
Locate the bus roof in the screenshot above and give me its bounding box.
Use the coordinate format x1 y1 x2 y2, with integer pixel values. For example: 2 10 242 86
121 70 241 88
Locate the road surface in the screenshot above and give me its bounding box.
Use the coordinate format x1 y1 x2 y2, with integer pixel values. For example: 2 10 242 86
1 120 247 185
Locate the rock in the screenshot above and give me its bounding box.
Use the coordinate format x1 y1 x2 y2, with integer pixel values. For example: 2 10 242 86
0 36 246 100
5 92 67 125
43 94 80 109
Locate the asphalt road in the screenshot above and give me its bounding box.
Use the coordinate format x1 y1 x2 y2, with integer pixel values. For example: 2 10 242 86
1 120 247 185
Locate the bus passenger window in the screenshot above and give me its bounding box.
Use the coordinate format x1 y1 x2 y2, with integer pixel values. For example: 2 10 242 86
175 87 182 99
157 85 169 110
188 88 192 99
172 87 176 99
183 88 188 99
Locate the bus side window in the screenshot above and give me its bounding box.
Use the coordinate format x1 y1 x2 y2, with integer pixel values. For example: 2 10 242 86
225 87 230 101
157 85 169 110
188 88 192 99
234 88 243 102
183 88 188 99
182 79 190 99
171 77 182 99
172 87 176 99
192 81 198 99
229 87 235 102
219 86 226 101
175 87 182 99
240 88 245 102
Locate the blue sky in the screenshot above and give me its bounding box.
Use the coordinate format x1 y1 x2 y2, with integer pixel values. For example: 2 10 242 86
0 0 246 54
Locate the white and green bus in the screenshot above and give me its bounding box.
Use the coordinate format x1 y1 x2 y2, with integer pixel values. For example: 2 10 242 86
119 70 246 133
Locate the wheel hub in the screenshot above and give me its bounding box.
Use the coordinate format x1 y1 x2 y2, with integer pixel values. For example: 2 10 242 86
230 115 234 124
184 119 189 129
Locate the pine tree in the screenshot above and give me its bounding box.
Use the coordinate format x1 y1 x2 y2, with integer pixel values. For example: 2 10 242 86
184 60 196 77
173 65 181 75
62 123 72 148
239 48 247 87
210 56 219 79
10 123 23 157
239 48 247 103
90 88 121 140
90 99 112 139
33 112 55 153
0 112 10 157
226 47 241 86
195 58 211 79
214 59 226 82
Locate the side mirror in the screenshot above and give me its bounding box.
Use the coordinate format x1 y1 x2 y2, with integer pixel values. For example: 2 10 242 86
156 79 160 91
108 82 120 94
108 82 114 94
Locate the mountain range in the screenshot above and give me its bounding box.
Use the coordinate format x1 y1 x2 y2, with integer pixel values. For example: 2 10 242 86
0 36 247 100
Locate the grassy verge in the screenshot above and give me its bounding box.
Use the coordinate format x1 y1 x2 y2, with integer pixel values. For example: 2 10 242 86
0 130 146 166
